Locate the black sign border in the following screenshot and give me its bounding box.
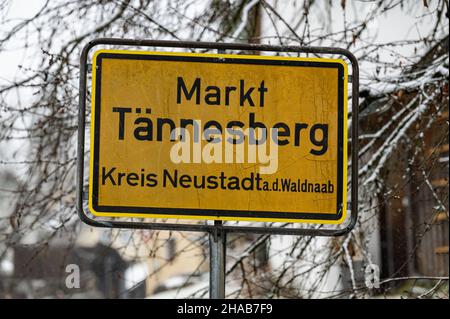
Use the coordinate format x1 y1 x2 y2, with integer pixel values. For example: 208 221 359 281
91 52 345 221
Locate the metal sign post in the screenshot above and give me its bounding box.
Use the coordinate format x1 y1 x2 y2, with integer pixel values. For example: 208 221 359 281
210 49 227 299
77 38 359 299
209 221 226 299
